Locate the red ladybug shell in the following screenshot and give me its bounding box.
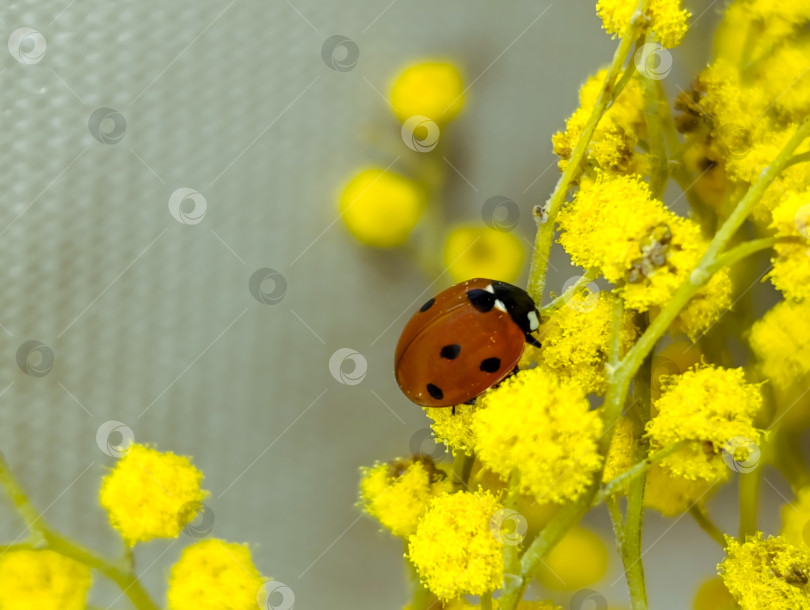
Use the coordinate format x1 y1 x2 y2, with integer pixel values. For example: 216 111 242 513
394 278 531 407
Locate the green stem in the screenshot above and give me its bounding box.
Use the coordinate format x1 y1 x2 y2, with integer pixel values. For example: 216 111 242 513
481 592 494 610
689 506 728 547
538 268 600 317
503 470 522 578
621 352 652 610
526 4 648 305
706 236 802 275
606 496 648 610
782 150 810 171
43 531 160 610
451 451 474 491
642 40 669 199
738 465 762 540
605 118 810 423
0 452 47 543
0 452 159 610
595 441 687 505
500 486 597 608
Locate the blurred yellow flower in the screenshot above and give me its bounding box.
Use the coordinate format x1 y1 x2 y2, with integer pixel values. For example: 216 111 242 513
339 167 426 248
768 189 810 301
443 225 525 284
646 366 762 483
0 549 91 610
603 416 637 490
390 61 465 124
693 576 740 610
473 367 603 504
407 489 503 601
536 525 609 590
358 456 452 537
781 487 810 550
99 443 208 546
597 0 690 47
719 533 810 609
650 340 703 401
749 300 810 392
167 539 267 610
644 464 717 517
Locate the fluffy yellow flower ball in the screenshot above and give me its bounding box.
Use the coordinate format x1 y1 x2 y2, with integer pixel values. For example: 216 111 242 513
597 0 690 48
473 367 603 503
99 443 208 545
339 168 426 248
0 549 91 610
390 61 465 124
749 300 810 393
425 400 479 455
718 533 810 609
646 366 763 483
443 225 525 284
167 539 268 610
552 69 646 175
407 489 504 601
536 526 609 591
535 292 639 395
358 456 452 537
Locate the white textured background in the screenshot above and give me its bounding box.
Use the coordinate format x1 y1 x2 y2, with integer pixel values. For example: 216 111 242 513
0 1 794 608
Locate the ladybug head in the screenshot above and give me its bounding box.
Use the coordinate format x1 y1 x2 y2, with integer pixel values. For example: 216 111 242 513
491 281 540 344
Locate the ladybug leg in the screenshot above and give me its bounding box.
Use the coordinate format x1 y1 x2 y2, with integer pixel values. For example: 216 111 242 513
525 334 541 348
451 405 456 416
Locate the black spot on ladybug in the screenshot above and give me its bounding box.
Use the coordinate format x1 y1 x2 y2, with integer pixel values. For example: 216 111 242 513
480 357 501 373
427 383 444 400
440 344 461 360
419 298 435 313
466 289 495 312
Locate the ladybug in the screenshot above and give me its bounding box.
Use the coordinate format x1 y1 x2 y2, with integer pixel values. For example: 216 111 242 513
394 278 541 408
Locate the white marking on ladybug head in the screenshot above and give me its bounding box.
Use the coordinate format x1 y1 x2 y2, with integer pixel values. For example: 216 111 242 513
485 284 495 293
494 299 507 312
528 310 539 331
